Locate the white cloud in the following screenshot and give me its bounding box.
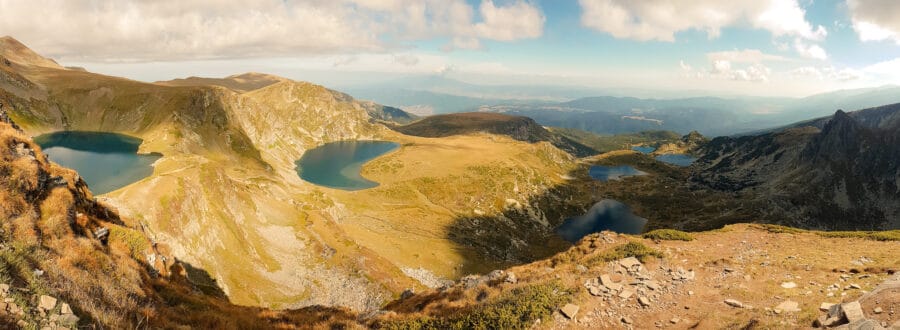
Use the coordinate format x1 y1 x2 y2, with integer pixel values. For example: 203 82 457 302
788 66 862 81
848 0 900 44
707 49 787 63
392 54 420 66
686 59 771 82
475 0 545 41
577 0 826 42
793 39 828 60
861 57 900 81
0 0 545 61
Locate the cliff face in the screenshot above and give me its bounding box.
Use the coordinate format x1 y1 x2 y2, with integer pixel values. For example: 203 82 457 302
691 105 900 230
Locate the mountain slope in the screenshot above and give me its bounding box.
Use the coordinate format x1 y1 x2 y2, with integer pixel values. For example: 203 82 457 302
393 112 597 157
0 37 590 310
691 104 900 230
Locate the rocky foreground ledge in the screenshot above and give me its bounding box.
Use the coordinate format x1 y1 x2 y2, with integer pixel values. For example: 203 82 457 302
374 225 898 329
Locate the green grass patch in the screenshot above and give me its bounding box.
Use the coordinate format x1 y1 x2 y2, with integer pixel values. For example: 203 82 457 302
108 226 151 260
756 224 900 241
642 229 694 241
588 241 664 265
816 230 900 241
382 281 572 330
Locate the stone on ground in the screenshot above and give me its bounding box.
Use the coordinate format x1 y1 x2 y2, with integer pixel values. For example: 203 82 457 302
560 304 579 319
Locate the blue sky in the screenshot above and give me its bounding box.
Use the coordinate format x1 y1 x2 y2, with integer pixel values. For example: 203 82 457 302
3 0 899 97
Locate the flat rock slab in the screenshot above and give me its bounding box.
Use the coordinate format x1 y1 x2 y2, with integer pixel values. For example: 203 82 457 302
841 301 865 323
775 300 801 313
560 304 580 319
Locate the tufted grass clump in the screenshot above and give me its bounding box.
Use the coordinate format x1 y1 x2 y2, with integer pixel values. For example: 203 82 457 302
642 229 694 241
382 281 571 330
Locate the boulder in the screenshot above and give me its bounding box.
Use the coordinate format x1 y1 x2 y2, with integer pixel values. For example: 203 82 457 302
638 296 651 307
774 300 801 313
505 272 517 284
599 274 614 286
725 299 744 308
560 304 579 319
57 313 79 326
39 295 57 311
842 301 865 323
619 257 641 269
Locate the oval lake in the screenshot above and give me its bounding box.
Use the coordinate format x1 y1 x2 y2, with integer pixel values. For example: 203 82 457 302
295 141 399 191
34 131 162 195
556 199 648 242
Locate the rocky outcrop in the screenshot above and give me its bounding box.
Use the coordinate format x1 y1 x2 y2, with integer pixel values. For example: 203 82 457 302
691 105 900 230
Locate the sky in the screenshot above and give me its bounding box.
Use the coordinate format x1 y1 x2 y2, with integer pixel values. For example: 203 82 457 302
1 0 899 97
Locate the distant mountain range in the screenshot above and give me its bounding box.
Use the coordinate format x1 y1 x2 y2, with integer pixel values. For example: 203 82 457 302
343 75 900 137
392 112 597 157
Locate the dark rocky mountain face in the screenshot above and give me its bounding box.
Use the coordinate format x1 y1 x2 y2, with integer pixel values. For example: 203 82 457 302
691 104 900 230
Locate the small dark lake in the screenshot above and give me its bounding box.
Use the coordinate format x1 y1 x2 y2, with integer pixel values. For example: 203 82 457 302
588 165 647 182
295 141 399 191
34 131 162 195
631 146 655 154
556 199 648 242
655 154 697 166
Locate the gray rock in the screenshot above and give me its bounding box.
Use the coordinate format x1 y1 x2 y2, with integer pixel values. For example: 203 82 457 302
39 295 57 311
0 284 8 295
842 301 865 323
486 270 505 281
873 307 883 314
847 318 881 330
599 274 613 286
821 302 836 311
774 300 800 313
724 299 743 308
638 296 651 307
57 313 79 326
505 272 517 284
60 303 72 315
619 257 641 269
621 316 633 324
400 289 415 300
560 304 579 319
781 281 797 289
618 289 634 299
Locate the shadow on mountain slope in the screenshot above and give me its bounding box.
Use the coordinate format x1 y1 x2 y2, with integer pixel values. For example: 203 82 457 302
444 151 762 276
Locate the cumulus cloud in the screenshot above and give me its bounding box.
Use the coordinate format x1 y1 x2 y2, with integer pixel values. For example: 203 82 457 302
707 49 787 63
684 59 771 82
577 0 826 42
793 39 828 60
789 66 862 81
0 0 545 61
847 0 900 44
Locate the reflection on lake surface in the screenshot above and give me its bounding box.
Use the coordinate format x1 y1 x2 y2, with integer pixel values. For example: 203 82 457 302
34 131 161 195
295 140 399 191
556 199 648 242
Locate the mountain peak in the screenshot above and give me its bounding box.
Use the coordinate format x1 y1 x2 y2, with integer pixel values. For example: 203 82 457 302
0 36 64 69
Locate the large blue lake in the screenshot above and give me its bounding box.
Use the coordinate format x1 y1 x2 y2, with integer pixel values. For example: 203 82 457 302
556 199 648 242
34 131 161 195
295 141 399 191
589 165 647 181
